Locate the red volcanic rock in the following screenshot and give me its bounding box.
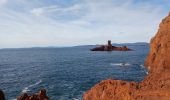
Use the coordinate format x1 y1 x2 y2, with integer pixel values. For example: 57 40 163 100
83 13 170 100
83 79 137 100
144 13 170 73
17 89 49 100
90 40 132 51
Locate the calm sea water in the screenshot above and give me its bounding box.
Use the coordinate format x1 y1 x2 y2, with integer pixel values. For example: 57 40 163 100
0 43 149 100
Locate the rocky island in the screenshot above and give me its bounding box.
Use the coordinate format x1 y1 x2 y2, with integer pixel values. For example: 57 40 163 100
90 40 132 51
83 13 170 100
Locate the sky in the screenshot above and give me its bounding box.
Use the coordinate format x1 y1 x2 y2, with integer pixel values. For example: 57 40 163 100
0 0 169 48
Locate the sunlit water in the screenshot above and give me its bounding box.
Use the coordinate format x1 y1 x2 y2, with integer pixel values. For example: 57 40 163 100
0 43 149 100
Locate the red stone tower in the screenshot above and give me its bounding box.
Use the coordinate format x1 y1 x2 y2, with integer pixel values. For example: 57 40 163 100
107 40 112 51
108 40 111 46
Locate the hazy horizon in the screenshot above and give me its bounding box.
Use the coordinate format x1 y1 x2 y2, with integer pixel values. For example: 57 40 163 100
0 0 169 48
0 41 149 49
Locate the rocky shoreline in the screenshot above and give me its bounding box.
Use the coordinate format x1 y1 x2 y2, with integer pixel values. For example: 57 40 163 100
17 89 49 100
1 12 170 100
0 89 49 100
83 13 170 100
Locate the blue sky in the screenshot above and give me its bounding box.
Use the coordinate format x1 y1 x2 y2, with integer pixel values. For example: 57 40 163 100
0 0 169 48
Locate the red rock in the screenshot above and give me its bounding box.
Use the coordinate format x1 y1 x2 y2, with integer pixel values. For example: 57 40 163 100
83 13 170 100
17 89 49 100
90 40 132 51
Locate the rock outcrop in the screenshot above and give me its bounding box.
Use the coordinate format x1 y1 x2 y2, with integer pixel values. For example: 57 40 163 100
90 40 132 51
0 90 5 100
17 89 49 100
83 13 170 100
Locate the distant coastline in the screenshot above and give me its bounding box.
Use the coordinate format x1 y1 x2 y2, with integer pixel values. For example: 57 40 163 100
0 42 149 50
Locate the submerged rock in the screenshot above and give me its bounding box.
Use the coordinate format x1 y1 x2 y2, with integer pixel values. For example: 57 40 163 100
90 40 132 51
17 89 49 100
0 90 5 100
83 13 170 100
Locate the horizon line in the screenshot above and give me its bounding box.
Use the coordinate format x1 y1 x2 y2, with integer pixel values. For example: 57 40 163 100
0 42 149 49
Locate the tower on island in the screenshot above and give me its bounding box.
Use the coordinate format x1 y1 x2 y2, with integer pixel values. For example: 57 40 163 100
107 40 112 51
90 40 132 51
108 40 112 46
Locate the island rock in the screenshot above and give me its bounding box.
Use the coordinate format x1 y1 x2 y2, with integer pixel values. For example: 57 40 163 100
90 40 132 51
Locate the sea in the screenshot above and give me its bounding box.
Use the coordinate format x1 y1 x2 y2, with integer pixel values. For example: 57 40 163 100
0 43 149 100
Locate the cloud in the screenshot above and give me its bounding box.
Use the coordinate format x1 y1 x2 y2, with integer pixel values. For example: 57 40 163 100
30 8 44 16
30 4 83 16
0 0 7 5
0 0 168 48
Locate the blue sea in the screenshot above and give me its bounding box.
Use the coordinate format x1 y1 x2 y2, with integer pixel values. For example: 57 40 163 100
0 43 149 100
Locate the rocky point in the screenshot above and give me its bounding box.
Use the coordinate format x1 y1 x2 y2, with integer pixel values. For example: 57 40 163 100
17 89 49 100
83 13 170 100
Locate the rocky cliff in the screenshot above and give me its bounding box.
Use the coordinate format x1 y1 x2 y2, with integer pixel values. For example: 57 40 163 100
83 13 170 100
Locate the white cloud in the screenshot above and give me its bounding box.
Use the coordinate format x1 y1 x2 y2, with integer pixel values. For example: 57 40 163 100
30 8 44 16
0 0 168 48
30 4 83 16
0 0 7 5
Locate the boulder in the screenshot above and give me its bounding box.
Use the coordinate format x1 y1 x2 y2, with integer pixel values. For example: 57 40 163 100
17 89 49 100
0 90 5 100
